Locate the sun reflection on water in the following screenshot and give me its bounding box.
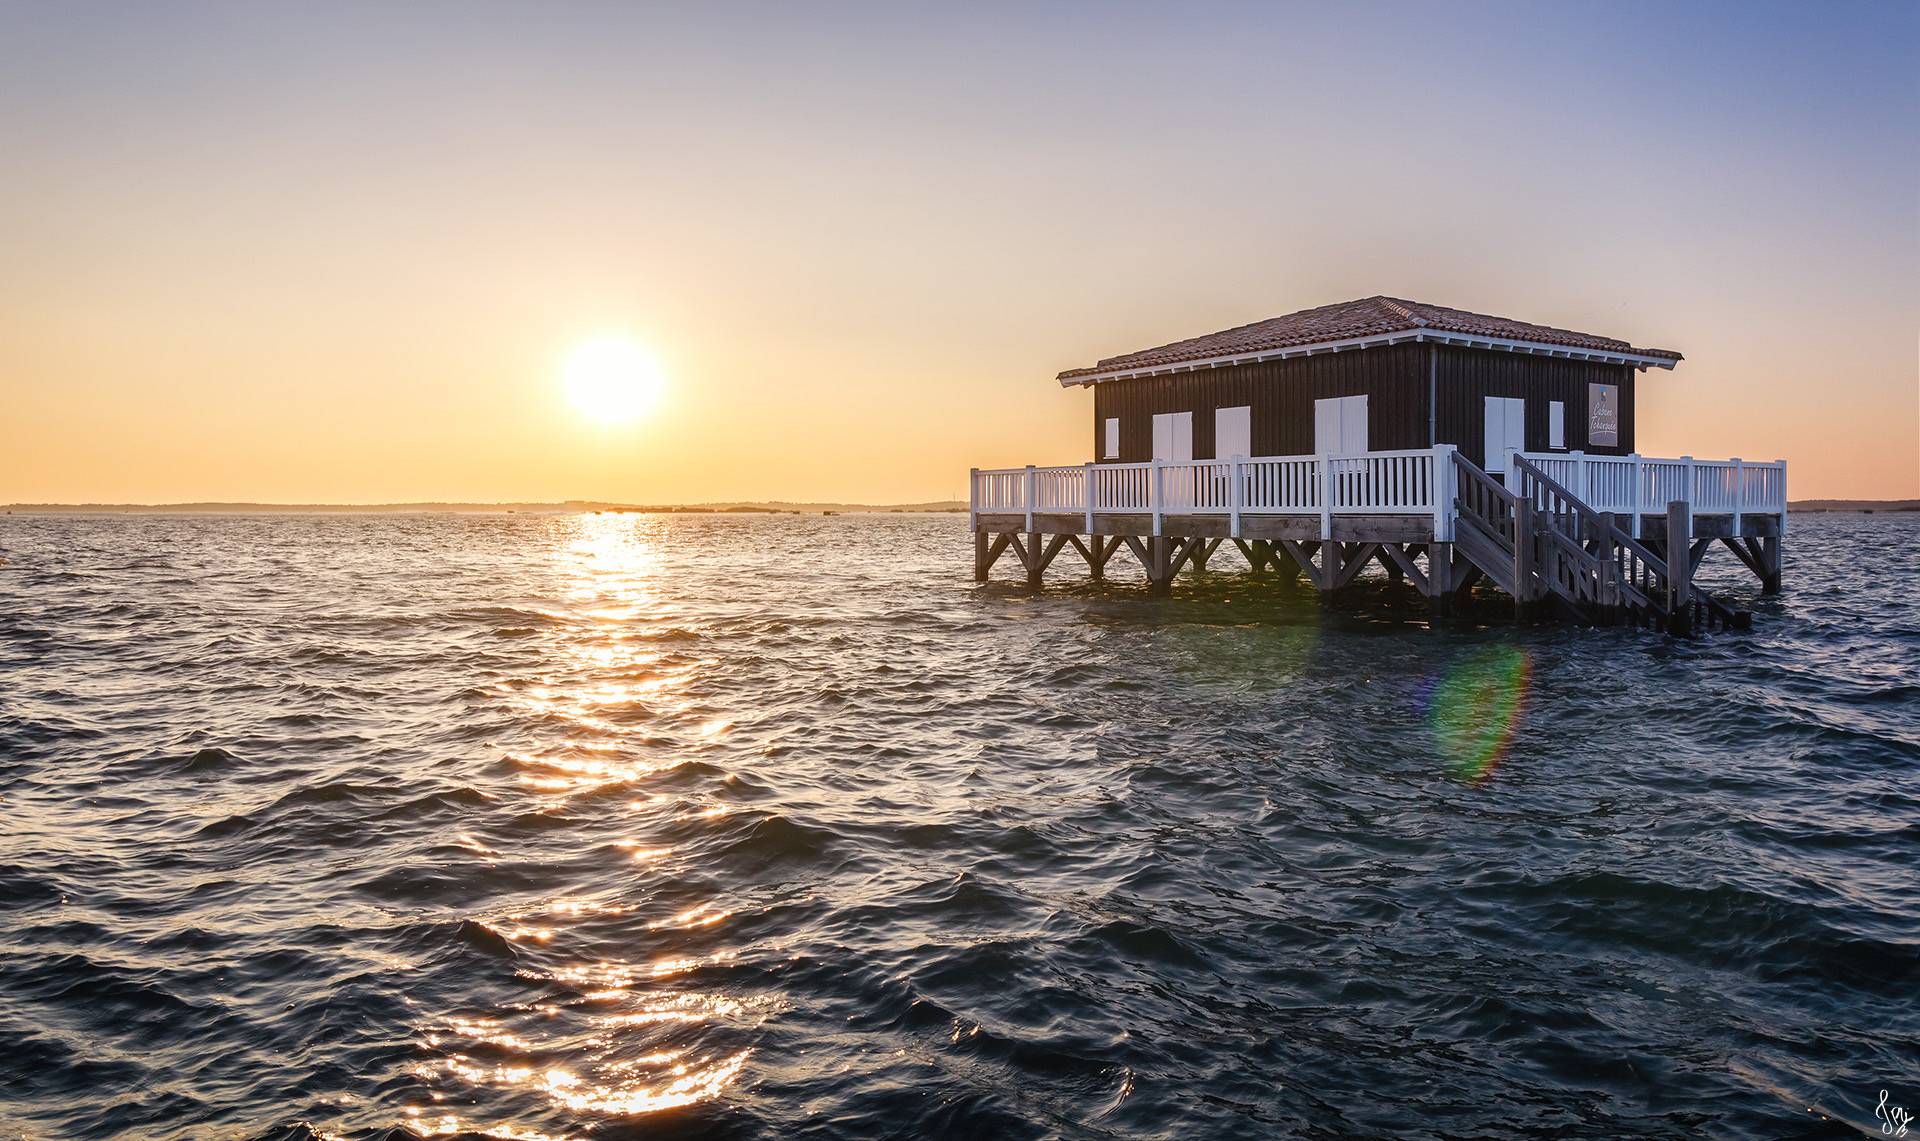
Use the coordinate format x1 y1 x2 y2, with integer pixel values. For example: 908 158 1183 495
404 514 762 1136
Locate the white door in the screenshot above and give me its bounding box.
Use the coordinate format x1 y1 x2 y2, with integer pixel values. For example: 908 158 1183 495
1152 411 1194 508
1313 395 1368 454
1214 405 1251 460
1484 397 1526 474
1150 412 1193 461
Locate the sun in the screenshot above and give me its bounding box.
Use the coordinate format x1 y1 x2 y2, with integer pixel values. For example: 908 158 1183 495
563 336 664 425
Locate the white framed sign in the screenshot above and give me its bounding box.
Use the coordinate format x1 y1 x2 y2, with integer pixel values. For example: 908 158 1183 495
1588 383 1620 447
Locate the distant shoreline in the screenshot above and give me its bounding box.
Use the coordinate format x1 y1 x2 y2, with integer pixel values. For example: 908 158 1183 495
1 499 1912 516
0 499 969 516
1784 500 1919 513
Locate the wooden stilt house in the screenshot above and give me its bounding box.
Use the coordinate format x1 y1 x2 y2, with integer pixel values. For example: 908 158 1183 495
970 296 1787 632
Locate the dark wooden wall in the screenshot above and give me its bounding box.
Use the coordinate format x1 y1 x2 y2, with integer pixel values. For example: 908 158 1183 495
1087 343 1639 466
1431 347 1636 468
1090 342 1428 461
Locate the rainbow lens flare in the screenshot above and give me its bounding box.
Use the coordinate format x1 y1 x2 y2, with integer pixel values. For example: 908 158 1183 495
1426 647 1532 784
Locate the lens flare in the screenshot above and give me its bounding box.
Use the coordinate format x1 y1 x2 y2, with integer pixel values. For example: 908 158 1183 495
1426 647 1532 784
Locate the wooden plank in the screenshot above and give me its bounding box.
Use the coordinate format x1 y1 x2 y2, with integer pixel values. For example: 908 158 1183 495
1239 515 1320 541
1161 514 1232 538
1030 512 1091 535
1330 515 1436 543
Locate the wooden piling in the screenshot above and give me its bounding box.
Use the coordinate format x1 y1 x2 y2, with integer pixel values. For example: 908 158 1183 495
1665 500 1693 635
1512 494 1534 618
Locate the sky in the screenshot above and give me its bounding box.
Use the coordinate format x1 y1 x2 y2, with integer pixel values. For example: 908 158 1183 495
1 0 1915 504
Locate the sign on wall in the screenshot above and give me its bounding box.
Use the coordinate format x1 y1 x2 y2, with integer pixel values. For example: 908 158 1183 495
1588 383 1620 447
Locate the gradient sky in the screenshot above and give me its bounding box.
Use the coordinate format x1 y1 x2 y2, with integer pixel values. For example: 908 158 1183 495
2 1 1915 503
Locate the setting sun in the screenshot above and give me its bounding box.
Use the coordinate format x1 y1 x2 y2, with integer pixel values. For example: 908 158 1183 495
564 337 664 425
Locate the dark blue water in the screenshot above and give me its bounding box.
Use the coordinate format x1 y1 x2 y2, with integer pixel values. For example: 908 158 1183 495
1 512 1915 1140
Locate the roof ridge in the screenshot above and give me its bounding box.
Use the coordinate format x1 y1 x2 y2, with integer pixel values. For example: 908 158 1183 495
1372 296 1427 326
1056 295 1680 382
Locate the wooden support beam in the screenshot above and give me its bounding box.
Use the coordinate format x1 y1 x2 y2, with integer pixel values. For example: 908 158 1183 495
1688 538 1712 577
1007 532 1033 573
1378 542 1430 594
1721 536 1764 578
1146 535 1175 595
1093 534 1122 577
1028 533 1069 586
1278 540 1325 590
1066 534 1093 570
1188 537 1221 572
1231 538 1270 574
1512 494 1535 616
1427 541 1454 613
1595 512 1619 610
976 531 1013 581
1760 536 1782 594
1329 543 1379 592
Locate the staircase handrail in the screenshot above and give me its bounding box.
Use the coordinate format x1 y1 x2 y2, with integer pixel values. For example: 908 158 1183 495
1511 455 1671 585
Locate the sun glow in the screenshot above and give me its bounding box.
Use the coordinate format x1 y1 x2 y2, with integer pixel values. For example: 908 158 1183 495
564 336 664 425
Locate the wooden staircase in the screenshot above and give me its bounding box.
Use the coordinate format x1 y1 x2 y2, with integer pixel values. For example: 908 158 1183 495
1450 453 1748 634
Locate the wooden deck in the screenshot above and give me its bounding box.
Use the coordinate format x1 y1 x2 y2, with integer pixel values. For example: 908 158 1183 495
969 448 1786 634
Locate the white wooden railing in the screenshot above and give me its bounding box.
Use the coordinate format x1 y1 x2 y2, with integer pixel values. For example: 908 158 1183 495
1514 452 1788 534
971 446 1786 540
970 444 1460 539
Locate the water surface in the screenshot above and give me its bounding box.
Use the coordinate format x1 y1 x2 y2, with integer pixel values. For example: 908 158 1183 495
1 512 1915 1139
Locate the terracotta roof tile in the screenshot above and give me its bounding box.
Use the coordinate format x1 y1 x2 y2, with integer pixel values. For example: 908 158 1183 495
1058 296 1682 380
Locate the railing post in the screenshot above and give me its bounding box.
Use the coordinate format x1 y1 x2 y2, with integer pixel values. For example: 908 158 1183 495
1431 444 1455 542
1150 459 1163 537
1023 465 1035 534
1776 459 1789 539
1596 510 1617 610
968 467 979 533
1629 452 1643 540
1228 455 1243 539
1083 462 1095 534
1682 455 1696 510
1730 457 1744 535
1572 450 1587 505
1318 453 1333 541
